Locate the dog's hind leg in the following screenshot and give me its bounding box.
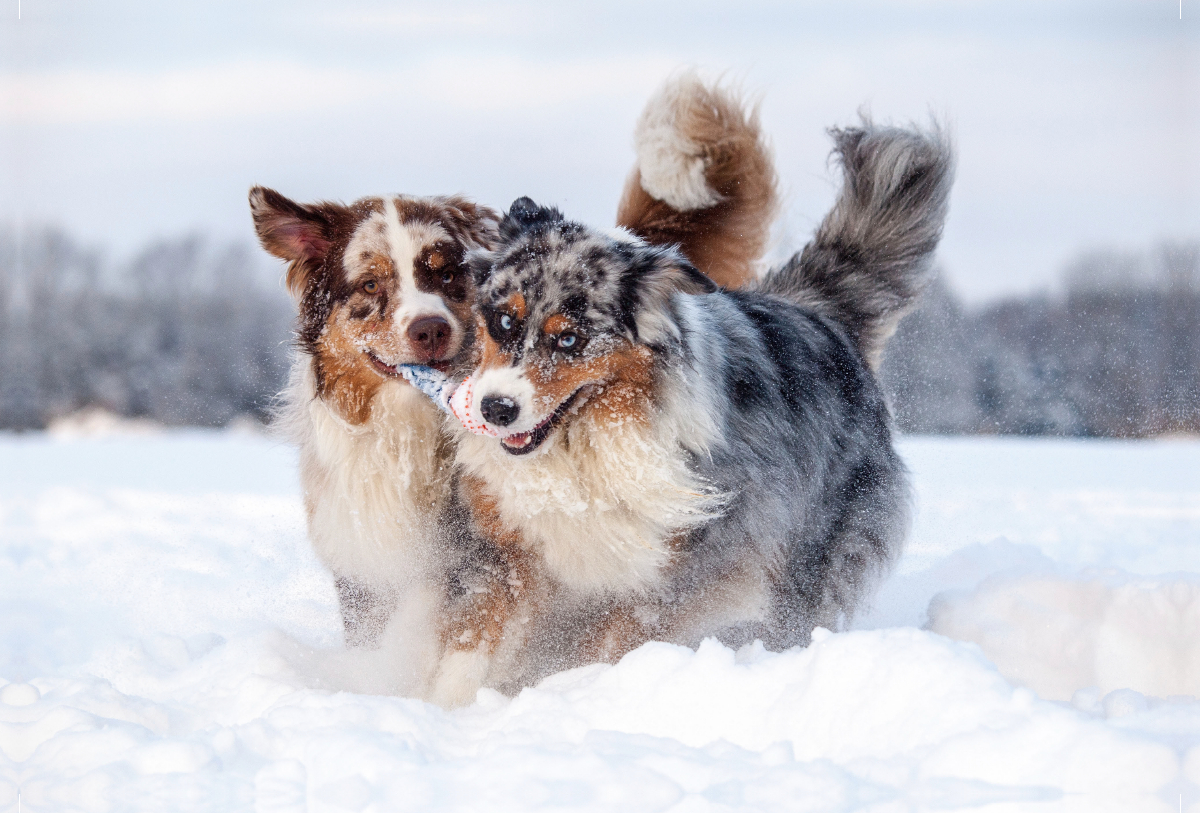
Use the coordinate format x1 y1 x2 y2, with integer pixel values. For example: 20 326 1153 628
777 454 909 646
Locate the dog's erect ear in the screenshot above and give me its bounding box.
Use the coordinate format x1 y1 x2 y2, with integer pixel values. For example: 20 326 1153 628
623 243 717 342
249 186 333 262
249 186 344 298
500 197 564 242
437 196 501 251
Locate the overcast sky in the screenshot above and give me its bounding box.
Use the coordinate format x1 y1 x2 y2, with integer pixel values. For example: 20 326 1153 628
1 0 1196 301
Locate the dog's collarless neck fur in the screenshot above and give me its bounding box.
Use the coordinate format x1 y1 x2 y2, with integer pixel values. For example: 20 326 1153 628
455 347 723 598
282 357 454 586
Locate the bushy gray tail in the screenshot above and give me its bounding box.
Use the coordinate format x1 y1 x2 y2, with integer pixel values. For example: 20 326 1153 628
758 120 954 369
616 72 778 290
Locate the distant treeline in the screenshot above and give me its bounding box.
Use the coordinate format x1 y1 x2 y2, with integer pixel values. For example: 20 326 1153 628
1 226 1197 436
879 243 1200 437
0 227 292 430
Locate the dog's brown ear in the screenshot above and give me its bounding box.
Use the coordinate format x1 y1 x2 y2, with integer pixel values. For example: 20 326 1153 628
249 186 342 297
437 195 501 251
249 186 332 261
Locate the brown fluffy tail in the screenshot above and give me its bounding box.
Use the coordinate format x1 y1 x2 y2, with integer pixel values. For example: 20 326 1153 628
758 119 955 369
616 73 778 290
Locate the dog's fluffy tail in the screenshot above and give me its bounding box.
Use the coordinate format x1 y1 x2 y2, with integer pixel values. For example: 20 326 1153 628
616 72 778 290
759 119 954 369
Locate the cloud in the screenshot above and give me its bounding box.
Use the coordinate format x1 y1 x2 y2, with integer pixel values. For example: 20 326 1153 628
0 53 678 125
0 62 364 124
311 8 496 31
407 54 678 111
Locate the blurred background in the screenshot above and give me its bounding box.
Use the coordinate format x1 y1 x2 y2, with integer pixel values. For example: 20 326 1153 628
1 0 1197 434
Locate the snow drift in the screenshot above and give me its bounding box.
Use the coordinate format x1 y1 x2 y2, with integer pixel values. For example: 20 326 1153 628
1 432 1197 812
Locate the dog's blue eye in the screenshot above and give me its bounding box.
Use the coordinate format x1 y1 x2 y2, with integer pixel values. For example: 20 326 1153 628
557 333 577 349
499 314 513 331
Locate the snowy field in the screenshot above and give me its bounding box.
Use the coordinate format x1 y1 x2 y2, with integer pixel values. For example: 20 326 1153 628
2 427 1198 812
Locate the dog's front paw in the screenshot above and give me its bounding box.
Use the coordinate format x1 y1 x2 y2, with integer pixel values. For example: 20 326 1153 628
427 648 491 709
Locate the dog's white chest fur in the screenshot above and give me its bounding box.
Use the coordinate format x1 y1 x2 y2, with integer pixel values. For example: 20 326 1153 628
456 407 718 597
282 361 451 588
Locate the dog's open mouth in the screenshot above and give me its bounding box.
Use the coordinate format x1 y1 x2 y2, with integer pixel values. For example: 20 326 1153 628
366 352 400 377
367 352 450 377
500 389 583 456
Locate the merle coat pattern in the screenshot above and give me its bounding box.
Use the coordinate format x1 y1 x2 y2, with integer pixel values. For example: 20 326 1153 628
432 119 954 703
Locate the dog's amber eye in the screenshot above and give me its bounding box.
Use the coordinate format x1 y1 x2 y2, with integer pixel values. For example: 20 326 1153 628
362 280 379 294
441 271 455 285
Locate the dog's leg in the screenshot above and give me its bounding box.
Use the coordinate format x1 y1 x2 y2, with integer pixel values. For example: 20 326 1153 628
428 648 493 708
334 576 395 649
428 547 538 707
427 477 546 707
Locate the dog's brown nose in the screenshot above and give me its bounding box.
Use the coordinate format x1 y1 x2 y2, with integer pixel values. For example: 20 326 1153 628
407 316 451 361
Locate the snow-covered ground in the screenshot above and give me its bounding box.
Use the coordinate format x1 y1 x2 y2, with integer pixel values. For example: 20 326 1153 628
2 429 1197 812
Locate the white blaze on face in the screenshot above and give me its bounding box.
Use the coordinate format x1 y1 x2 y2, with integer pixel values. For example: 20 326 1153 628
382 198 461 357
471 365 540 435
343 198 463 363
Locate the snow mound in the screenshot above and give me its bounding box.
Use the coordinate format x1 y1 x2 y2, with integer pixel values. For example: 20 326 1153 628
929 572 1200 701
46 407 165 438
3 631 1181 812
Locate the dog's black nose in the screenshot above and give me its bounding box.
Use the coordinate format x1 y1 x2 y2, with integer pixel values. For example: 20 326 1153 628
480 395 519 427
